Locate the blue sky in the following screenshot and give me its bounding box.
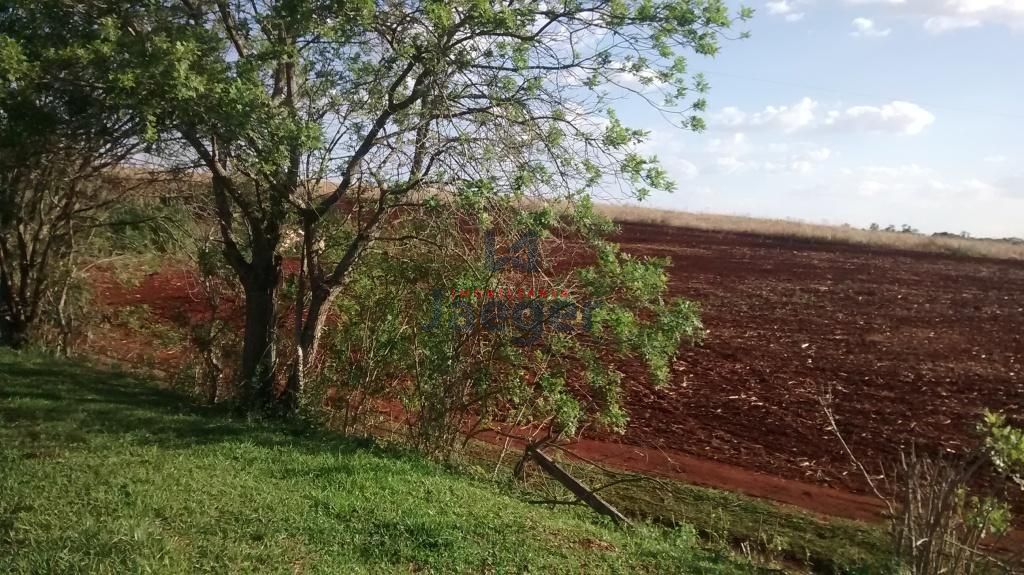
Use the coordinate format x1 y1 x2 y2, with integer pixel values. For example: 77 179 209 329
625 0 1024 238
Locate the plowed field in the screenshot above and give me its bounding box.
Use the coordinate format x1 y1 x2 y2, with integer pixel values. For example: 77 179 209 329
91 221 1024 523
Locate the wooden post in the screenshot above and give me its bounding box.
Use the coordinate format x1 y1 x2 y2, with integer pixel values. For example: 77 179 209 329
527 445 632 526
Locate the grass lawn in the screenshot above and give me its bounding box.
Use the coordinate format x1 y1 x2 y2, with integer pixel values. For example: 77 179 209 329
0 350 766 574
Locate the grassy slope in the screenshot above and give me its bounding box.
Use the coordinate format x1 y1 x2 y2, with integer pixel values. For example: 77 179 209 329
472 444 891 573
0 350 761 575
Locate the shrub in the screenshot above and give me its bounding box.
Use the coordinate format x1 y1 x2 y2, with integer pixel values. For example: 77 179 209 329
297 199 704 458
96 199 201 256
823 392 1024 574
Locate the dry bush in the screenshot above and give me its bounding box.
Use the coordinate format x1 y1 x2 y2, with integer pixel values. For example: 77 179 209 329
821 389 1023 574
887 446 1016 575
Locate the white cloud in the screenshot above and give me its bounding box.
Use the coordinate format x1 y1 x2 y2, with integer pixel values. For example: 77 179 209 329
714 108 747 128
540 11 609 49
710 143 832 176
824 101 935 135
960 178 1002 200
801 147 833 162
836 0 1024 31
562 103 610 136
713 157 825 176
851 17 893 36
706 132 751 156
930 0 1024 31
923 15 982 32
997 174 1024 198
715 97 818 133
859 163 931 178
902 0 1020 32
637 130 700 181
789 160 815 174
675 159 700 179
837 164 1012 202
857 180 887 197
714 98 935 135
765 0 806 21
716 156 746 174
608 61 667 93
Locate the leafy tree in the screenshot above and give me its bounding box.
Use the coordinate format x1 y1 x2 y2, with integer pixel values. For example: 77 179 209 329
102 0 749 411
0 1 143 348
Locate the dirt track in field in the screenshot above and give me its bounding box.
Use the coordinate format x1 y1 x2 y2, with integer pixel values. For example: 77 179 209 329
89 222 1024 527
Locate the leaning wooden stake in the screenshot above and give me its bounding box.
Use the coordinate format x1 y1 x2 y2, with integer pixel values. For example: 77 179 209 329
527 444 632 526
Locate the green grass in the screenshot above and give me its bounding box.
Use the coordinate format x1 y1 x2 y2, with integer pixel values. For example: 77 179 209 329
462 444 892 574
597 474 890 573
0 350 763 574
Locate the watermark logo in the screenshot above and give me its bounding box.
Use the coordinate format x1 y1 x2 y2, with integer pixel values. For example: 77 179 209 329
421 229 600 345
485 229 540 272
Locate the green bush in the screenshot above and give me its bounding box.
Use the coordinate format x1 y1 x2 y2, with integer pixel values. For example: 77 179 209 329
97 200 200 255
299 198 704 458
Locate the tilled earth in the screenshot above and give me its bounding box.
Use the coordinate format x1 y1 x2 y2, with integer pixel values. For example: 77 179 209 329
608 222 1024 495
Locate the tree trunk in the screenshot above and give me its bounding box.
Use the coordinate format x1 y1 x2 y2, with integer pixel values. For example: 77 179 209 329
0 268 27 349
0 314 29 349
239 261 280 410
281 284 335 410
300 285 336 366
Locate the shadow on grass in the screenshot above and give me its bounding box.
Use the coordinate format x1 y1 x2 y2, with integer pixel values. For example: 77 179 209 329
0 350 379 458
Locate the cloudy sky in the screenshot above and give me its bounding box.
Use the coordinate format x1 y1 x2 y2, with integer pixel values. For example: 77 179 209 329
622 0 1023 238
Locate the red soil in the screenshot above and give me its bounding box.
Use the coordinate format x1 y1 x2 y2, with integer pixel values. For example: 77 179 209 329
610 223 1023 498
87 222 1024 533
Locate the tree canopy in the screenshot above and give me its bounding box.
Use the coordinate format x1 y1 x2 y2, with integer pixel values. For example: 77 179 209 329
0 0 143 347
1 0 750 428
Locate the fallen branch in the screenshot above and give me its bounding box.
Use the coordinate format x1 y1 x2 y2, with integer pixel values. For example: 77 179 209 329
525 444 632 526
